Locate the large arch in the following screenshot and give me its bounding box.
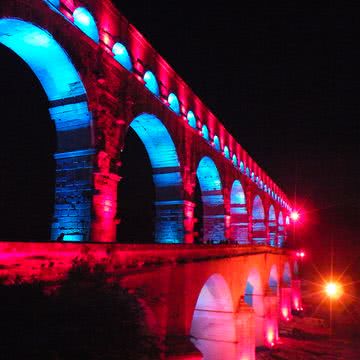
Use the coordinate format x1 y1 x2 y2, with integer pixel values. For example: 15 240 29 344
230 180 248 243
190 274 237 359
0 19 93 241
196 157 225 243
252 195 266 245
244 269 265 347
268 205 277 246
269 265 279 295
119 113 184 243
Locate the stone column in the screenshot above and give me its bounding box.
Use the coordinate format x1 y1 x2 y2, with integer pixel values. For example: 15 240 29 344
279 284 292 321
263 288 279 347
291 279 302 311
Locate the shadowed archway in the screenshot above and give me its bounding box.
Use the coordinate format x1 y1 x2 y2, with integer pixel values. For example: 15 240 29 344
230 180 248 243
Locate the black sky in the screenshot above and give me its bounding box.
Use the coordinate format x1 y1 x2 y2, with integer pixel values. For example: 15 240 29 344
0 2 359 279
114 1 359 274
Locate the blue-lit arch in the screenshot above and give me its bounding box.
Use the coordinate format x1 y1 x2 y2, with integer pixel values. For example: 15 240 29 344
283 262 292 286
230 180 248 244
269 264 279 295
252 195 266 245
244 269 264 347
268 205 277 246
232 154 238 166
0 19 93 242
240 161 245 173
278 211 285 247
112 42 132 71
168 93 180 114
143 70 159 96
213 135 221 151
128 114 183 243
223 146 230 159
73 7 99 43
246 167 250 177
202 124 209 141
196 157 225 243
187 110 197 128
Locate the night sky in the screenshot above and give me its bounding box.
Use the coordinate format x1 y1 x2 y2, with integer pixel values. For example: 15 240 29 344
0 2 359 282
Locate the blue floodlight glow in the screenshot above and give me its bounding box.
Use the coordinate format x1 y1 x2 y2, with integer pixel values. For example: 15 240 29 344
251 172 255 181
232 154 238 166
213 135 221 151
0 19 93 242
202 124 209 141
223 146 230 159
268 205 277 246
143 70 159 96
246 167 250 177
252 196 265 220
278 211 284 247
230 180 246 206
187 111 197 128
112 42 132 71
168 93 180 114
197 157 224 243
129 114 183 243
73 7 99 43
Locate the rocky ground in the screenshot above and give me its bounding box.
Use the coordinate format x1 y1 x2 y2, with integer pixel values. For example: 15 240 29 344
257 336 360 360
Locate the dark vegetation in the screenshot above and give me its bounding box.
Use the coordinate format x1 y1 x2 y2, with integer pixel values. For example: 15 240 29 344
0 260 162 359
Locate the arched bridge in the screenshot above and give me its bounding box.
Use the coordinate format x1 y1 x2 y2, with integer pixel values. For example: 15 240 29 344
0 0 292 245
0 1 303 359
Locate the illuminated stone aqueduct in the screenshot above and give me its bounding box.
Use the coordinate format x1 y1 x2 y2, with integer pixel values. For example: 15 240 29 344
0 0 292 244
0 1 302 359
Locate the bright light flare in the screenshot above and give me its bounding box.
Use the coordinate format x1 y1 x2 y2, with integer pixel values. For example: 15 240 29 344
290 210 300 222
324 282 343 299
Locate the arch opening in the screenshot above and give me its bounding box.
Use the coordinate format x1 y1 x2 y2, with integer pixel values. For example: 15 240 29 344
245 269 264 347
213 135 220 151
187 110 196 129
191 274 237 359
268 205 277 246
196 157 225 243
143 71 159 96
73 7 99 43
269 265 279 295
112 42 132 71
0 19 93 241
278 211 285 247
252 195 266 245
168 93 180 114
118 114 184 243
230 180 248 244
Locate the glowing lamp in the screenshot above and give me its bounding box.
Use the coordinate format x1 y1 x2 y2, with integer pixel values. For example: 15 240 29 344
296 250 305 258
290 211 300 222
324 282 342 299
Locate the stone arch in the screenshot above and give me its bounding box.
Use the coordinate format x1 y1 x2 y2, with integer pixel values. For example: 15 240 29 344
252 195 266 245
191 274 236 359
269 264 279 295
268 205 277 246
230 180 248 243
244 268 264 347
119 113 184 243
196 157 225 243
278 211 285 247
283 262 292 286
0 18 94 241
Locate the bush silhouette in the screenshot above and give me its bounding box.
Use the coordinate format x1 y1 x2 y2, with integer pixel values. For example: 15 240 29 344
0 259 162 359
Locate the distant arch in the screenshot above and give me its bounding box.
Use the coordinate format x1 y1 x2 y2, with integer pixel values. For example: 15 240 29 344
202 124 209 141
232 154 238 166
278 212 285 247
230 180 248 244
213 135 221 151
283 262 292 286
73 7 99 43
112 42 132 71
196 157 225 243
223 146 230 159
269 265 279 295
168 92 180 114
187 110 196 129
143 70 159 96
252 196 266 244
268 205 277 246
